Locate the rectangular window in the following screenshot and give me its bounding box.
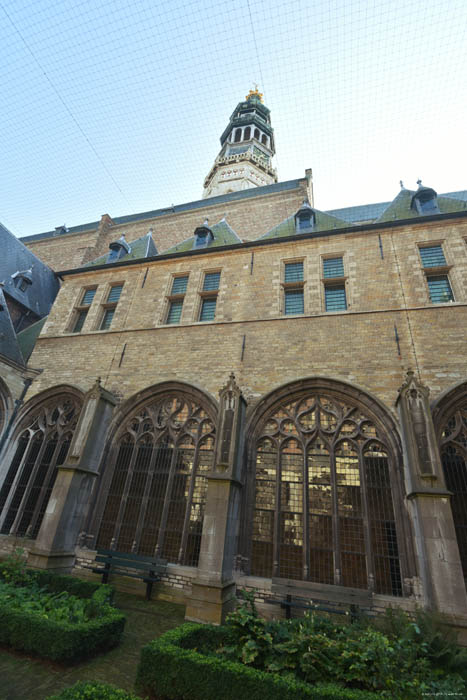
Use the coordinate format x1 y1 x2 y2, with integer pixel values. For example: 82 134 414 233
171 275 189 295
71 287 97 333
100 284 123 330
419 245 447 268
323 257 344 278
427 275 454 303
284 262 304 283
165 275 189 324
285 289 304 315
167 300 184 324
200 297 217 321
203 272 221 291
325 285 347 311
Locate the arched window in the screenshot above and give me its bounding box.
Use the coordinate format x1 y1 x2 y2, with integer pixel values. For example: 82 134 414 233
254 128 260 140
261 134 268 145
96 394 216 566
244 127 251 140
234 129 242 143
439 400 467 581
248 393 403 595
0 394 81 538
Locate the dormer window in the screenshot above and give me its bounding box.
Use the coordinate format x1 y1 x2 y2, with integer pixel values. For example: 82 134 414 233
294 201 315 233
411 184 440 215
193 220 213 249
107 235 130 263
12 269 33 293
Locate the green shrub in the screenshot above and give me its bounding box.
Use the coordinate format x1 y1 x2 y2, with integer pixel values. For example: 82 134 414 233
47 680 140 699
136 623 378 700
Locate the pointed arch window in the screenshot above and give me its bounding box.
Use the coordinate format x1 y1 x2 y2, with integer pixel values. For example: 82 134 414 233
440 400 467 582
0 395 81 538
248 394 403 595
96 394 216 566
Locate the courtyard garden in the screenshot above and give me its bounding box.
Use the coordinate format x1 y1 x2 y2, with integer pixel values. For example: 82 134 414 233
0 552 466 699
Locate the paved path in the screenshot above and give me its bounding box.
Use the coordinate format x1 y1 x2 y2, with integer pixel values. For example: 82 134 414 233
0 591 185 699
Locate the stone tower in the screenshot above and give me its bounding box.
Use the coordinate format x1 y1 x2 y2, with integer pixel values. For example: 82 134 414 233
202 87 278 199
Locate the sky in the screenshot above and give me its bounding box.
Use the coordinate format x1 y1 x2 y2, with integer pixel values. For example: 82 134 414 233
1 0 467 238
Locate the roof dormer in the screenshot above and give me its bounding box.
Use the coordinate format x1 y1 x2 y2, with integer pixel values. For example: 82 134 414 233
294 200 315 233
411 181 440 215
193 219 214 249
107 234 130 262
11 268 33 293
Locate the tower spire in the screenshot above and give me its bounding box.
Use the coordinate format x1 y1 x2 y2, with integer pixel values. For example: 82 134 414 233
202 90 277 199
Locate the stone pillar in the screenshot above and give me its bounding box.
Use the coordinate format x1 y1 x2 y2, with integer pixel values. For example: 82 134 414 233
185 374 246 624
28 379 116 572
396 370 467 615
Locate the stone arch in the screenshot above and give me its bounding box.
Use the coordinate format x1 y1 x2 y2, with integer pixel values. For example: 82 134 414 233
89 381 218 566
0 384 84 539
0 376 13 439
240 377 410 596
432 380 467 582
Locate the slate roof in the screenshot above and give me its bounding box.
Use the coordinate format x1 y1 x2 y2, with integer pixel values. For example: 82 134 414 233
0 222 59 318
84 231 157 267
259 208 349 240
376 189 467 223
0 288 24 366
17 316 47 362
163 218 242 254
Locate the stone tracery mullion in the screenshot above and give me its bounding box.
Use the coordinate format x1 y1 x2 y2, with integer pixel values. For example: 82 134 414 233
178 441 201 564
9 433 49 535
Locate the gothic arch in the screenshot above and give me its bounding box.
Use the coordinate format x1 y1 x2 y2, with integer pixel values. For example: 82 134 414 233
0 376 13 439
89 381 218 567
240 377 410 596
0 384 84 539
432 380 467 582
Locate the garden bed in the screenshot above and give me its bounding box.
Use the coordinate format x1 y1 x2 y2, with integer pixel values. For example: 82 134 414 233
0 556 125 663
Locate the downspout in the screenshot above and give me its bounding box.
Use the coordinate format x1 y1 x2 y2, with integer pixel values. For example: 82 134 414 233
0 377 32 457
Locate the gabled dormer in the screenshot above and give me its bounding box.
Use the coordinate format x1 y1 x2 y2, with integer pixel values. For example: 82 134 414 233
411 182 440 215
107 234 131 263
11 268 33 293
294 200 315 233
193 220 214 249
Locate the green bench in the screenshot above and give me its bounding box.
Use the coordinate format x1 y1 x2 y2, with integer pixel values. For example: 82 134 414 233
89 549 167 600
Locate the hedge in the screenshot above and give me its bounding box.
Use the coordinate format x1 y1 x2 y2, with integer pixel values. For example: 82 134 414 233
24 569 112 600
136 623 379 700
47 681 140 700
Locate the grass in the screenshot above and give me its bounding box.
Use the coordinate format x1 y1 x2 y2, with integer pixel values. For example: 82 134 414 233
0 590 185 700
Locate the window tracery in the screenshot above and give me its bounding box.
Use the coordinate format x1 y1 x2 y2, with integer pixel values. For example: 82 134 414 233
96 394 216 567
248 393 403 595
0 395 81 538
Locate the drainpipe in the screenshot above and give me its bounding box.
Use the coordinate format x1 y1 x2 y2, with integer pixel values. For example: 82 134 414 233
0 377 32 457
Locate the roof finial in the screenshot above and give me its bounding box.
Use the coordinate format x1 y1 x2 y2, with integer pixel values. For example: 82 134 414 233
246 85 263 103
399 180 404 189
417 178 422 187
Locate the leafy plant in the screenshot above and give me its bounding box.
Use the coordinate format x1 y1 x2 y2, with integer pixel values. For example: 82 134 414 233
0 548 31 586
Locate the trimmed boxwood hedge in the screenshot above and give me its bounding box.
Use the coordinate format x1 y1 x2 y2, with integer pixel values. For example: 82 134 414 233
136 623 379 700
47 680 140 699
0 569 124 662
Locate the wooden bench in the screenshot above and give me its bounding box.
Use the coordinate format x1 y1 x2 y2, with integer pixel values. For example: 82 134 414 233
265 579 373 622
87 549 167 600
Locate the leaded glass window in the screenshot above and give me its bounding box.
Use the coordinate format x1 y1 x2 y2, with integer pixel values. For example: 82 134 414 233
440 400 467 582
285 289 304 315
325 285 347 311
203 272 221 291
167 300 183 324
427 275 454 303
249 393 403 595
200 297 217 321
96 394 216 566
0 395 81 538
419 245 446 268
323 257 344 278
284 262 303 283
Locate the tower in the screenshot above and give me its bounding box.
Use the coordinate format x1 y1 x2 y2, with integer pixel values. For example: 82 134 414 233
202 87 278 199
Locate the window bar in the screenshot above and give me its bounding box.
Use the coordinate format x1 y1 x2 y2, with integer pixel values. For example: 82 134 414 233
9 436 49 535
154 445 179 558
358 444 376 592
132 443 159 554
302 447 310 580
110 441 140 549
330 451 341 586
178 442 201 564
272 446 282 577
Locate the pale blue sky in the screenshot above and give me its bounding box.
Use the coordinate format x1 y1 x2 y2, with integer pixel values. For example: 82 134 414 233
1 0 467 237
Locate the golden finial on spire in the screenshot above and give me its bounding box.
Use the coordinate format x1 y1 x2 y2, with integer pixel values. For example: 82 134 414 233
246 84 263 102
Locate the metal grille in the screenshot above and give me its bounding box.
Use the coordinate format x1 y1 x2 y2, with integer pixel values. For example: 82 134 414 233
440 402 467 582
325 285 347 311
285 289 304 315
419 245 446 267
323 257 344 278
0 396 81 538
82 288 96 305
203 272 220 291
167 300 183 324
100 308 115 330
249 393 403 595
96 394 216 566
107 284 123 303
284 262 303 282
171 276 188 295
200 297 217 321
427 275 454 303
